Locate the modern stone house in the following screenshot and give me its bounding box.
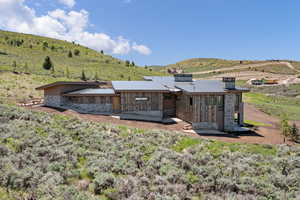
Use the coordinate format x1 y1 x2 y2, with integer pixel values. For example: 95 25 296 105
36 75 249 132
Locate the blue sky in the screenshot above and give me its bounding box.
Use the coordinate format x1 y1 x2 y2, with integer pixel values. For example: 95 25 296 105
1 0 299 66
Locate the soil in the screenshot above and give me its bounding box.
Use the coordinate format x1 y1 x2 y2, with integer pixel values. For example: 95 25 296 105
30 104 298 145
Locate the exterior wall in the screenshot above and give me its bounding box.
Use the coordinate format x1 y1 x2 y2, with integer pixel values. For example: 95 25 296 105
224 94 236 131
238 102 244 125
120 92 163 118
176 94 193 123
190 95 224 130
44 95 62 108
64 96 112 113
163 94 177 117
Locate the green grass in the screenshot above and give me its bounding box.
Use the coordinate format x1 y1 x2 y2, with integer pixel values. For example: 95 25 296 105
172 137 202 152
244 120 272 127
244 92 300 121
0 30 165 80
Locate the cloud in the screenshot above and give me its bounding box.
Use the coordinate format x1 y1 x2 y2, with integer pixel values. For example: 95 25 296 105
132 43 152 55
0 0 151 55
57 0 75 8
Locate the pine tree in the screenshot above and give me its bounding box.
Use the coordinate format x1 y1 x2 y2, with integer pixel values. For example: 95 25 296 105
100 50 104 54
81 70 87 81
43 56 53 70
125 60 130 67
131 61 135 66
74 49 80 56
68 51 73 58
290 123 299 142
280 117 291 143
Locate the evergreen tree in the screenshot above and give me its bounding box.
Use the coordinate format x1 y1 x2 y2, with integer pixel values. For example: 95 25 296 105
43 56 53 70
125 60 130 67
81 70 87 81
100 50 104 54
68 51 73 58
280 117 291 143
74 49 80 56
290 123 299 142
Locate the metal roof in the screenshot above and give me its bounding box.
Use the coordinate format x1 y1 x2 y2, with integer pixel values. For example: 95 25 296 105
36 81 108 90
64 88 115 96
112 81 169 91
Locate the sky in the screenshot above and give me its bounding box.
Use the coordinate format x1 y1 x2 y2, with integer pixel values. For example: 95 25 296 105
0 0 299 66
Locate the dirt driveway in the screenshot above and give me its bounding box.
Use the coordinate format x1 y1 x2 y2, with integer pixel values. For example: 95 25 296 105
30 104 296 145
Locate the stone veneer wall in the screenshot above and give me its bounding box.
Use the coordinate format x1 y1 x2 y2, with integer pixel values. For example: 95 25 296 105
44 95 62 108
224 94 236 131
239 102 244 125
64 102 112 114
192 122 218 130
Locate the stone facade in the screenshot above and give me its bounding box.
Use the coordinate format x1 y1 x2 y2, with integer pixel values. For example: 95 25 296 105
44 95 62 108
64 102 112 114
224 94 236 131
238 102 244 125
192 122 218 130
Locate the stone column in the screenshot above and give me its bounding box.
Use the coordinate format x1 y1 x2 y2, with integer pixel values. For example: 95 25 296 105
239 102 244 126
224 94 235 132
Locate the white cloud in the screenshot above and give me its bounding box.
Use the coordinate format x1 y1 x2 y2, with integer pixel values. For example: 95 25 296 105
132 43 152 55
0 0 151 55
58 0 75 8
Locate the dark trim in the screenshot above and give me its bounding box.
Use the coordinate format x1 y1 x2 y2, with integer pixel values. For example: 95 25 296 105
63 94 119 97
36 81 110 90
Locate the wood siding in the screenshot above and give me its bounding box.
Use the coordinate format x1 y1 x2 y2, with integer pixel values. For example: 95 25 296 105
67 96 112 104
120 92 163 112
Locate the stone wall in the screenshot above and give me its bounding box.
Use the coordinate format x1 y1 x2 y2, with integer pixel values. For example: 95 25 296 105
64 102 112 114
224 94 236 131
192 122 218 130
44 95 62 108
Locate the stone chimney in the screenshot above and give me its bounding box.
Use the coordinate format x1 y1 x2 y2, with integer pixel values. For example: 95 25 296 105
174 74 193 82
222 77 236 90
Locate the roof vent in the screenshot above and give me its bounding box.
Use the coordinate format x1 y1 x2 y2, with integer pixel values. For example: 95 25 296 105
223 77 236 90
174 74 193 82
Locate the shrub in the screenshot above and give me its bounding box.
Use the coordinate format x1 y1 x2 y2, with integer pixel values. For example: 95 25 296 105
93 173 115 194
74 49 80 56
43 56 53 70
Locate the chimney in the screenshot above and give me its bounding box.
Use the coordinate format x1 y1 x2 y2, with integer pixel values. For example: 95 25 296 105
174 74 193 82
222 77 236 90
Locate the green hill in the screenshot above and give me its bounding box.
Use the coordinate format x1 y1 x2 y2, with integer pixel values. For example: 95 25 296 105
0 30 165 80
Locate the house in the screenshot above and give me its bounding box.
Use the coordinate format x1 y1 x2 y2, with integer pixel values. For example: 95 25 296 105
36 74 249 132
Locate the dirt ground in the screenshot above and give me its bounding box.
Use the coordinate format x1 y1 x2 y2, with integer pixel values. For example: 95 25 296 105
30 104 298 145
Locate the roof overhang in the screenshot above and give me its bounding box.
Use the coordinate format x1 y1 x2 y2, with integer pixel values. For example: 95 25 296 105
36 81 109 90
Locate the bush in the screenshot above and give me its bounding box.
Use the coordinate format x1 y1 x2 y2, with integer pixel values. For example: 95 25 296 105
93 173 115 194
74 49 80 56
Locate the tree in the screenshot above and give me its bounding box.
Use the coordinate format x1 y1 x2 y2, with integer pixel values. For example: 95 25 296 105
81 70 87 81
131 61 135 67
100 50 104 54
43 41 48 48
74 49 80 56
125 60 130 67
12 61 17 72
68 51 73 58
280 117 291 143
290 123 299 142
43 56 53 70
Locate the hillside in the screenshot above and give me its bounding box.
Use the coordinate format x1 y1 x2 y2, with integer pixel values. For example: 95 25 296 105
159 58 300 78
0 104 299 200
0 30 165 80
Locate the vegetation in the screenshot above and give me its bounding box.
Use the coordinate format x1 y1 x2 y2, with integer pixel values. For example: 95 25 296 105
244 119 272 127
244 93 300 121
0 30 165 80
0 104 299 199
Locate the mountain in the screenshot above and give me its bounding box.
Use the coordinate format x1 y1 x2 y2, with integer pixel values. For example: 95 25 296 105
0 30 165 80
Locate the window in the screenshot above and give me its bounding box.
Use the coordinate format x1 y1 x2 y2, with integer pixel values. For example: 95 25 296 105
189 97 193 106
135 97 149 101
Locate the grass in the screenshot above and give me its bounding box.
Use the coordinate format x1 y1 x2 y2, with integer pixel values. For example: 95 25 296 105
244 120 272 127
244 92 300 121
0 30 165 80
172 137 202 152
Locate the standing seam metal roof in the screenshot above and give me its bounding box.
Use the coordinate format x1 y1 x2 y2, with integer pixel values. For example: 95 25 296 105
112 81 169 91
64 88 115 95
